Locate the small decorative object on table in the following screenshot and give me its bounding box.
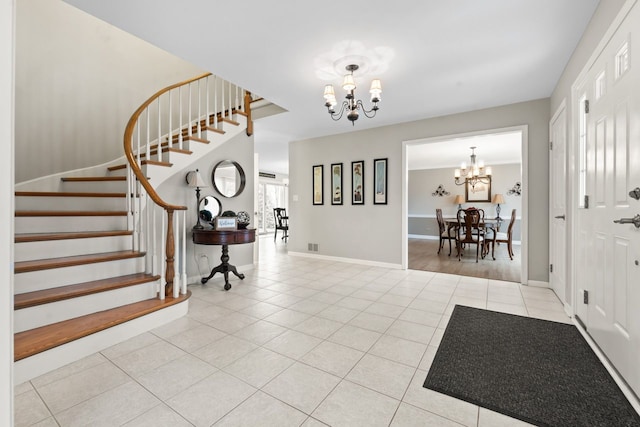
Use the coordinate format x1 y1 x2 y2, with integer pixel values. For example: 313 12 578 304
237 211 250 229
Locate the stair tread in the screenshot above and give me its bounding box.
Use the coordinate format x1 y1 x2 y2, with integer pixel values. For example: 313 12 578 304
15 210 128 217
61 176 126 182
15 230 132 243
14 291 191 361
15 273 161 309
15 250 145 273
15 191 126 198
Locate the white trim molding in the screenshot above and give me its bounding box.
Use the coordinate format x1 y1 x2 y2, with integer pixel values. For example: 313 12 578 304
288 251 403 270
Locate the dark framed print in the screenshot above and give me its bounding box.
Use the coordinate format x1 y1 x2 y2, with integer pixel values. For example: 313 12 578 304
373 158 388 205
331 163 343 205
313 164 324 205
351 160 364 205
465 177 492 202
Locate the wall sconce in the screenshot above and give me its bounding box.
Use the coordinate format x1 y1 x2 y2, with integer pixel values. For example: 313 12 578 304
432 185 450 197
186 169 209 229
453 195 464 210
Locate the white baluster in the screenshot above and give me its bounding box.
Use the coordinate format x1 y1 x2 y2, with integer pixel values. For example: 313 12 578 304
188 82 192 137
168 90 172 149
228 81 232 119
157 98 162 162
181 210 187 295
173 211 180 299
214 75 218 128
152 204 158 276
159 211 166 300
197 79 202 139
178 86 183 150
235 85 239 113
205 76 210 130
145 107 150 162
220 79 225 124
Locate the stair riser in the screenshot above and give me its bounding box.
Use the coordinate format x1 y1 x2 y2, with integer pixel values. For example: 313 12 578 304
15 235 133 262
61 181 127 193
15 257 146 293
15 216 128 233
14 299 189 384
14 281 158 333
16 196 126 211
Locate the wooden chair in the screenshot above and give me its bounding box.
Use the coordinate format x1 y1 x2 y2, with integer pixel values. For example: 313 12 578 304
273 208 289 242
456 207 486 262
494 209 516 260
436 208 456 255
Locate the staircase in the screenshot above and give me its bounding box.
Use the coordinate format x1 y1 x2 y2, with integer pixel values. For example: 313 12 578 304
13 73 254 383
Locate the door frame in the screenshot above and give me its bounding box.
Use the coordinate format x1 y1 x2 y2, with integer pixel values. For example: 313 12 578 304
401 124 528 285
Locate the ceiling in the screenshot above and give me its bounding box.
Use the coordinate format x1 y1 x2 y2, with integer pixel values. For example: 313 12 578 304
64 0 599 175
407 130 522 171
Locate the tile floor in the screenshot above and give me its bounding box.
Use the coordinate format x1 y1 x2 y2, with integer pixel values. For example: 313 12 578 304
15 237 573 426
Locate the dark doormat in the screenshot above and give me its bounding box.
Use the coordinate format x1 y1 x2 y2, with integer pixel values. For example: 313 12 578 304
423 305 640 427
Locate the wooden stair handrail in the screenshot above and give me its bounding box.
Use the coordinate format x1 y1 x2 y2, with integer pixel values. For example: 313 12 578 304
123 72 212 211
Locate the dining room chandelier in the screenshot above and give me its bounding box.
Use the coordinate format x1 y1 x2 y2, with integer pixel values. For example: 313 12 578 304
323 64 382 125
454 146 492 188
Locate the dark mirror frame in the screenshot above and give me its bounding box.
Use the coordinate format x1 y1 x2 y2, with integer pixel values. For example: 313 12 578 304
212 160 246 198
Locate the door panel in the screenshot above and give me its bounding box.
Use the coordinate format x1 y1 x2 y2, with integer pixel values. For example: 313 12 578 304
577 3 640 396
550 105 567 303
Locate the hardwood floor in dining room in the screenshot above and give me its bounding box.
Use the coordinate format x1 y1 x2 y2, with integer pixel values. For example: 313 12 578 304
408 238 521 283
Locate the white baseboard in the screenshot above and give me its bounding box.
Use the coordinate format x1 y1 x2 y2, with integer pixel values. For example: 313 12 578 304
408 234 438 240
526 280 549 288
573 319 640 415
288 251 403 270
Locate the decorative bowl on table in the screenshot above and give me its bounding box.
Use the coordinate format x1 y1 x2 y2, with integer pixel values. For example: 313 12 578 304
237 211 251 229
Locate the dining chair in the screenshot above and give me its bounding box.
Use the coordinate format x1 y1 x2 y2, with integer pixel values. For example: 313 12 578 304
456 207 486 262
436 208 456 255
494 209 516 260
273 208 289 242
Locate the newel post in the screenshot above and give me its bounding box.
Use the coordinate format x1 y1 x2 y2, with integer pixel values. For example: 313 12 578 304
244 91 253 137
165 209 175 296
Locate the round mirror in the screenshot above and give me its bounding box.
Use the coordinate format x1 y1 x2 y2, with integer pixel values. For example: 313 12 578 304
212 160 246 198
198 195 222 223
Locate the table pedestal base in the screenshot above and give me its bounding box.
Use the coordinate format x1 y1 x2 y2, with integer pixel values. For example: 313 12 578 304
201 244 245 290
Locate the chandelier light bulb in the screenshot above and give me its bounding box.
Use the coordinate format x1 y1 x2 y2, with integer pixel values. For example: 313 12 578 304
342 74 356 91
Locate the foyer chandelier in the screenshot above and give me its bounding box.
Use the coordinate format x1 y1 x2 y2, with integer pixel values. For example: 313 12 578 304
323 64 382 124
454 146 492 189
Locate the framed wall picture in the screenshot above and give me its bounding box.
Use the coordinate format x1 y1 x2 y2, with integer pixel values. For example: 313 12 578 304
351 160 364 205
331 163 343 205
465 178 492 202
312 164 324 205
373 158 388 205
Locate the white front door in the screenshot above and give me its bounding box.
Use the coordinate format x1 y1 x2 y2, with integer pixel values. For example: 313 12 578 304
550 104 567 306
576 3 640 396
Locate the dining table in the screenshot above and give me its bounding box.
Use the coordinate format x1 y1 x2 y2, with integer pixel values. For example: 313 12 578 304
444 217 499 260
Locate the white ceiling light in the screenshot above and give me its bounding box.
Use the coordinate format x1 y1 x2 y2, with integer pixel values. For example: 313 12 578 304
323 64 382 125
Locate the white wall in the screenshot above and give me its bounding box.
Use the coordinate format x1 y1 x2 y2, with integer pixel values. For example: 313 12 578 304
15 0 204 183
1 1 15 423
289 98 549 281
